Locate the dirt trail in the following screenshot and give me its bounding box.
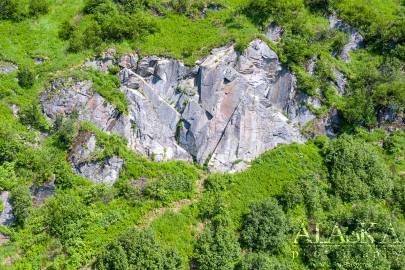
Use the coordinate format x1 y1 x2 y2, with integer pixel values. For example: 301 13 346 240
139 174 206 228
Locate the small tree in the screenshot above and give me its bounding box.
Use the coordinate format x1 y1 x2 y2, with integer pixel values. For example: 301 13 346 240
29 0 49 17
240 199 288 253
193 218 241 270
324 134 392 201
95 241 129 270
11 185 32 226
96 229 183 270
0 0 23 20
17 67 35 88
236 253 290 270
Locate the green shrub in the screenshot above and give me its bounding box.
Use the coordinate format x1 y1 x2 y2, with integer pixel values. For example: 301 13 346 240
17 66 35 88
193 220 240 270
0 162 16 191
64 0 158 51
83 185 114 205
236 253 290 270
19 103 48 131
96 241 129 270
0 126 20 163
0 0 23 21
52 115 78 149
29 0 49 17
11 185 32 226
240 199 288 253
324 134 392 201
108 65 121 75
143 174 194 202
46 193 89 243
58 20 76 40
95 229 183 269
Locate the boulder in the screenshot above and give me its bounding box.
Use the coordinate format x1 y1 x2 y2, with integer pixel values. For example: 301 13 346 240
69 131 124 185
30 179 56 207
74 156 124 186
0 192 14 226
265 23 283 43
0 61 17 74
177 40 306 171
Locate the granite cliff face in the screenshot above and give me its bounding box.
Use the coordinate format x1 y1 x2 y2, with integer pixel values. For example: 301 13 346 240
41 39 319 175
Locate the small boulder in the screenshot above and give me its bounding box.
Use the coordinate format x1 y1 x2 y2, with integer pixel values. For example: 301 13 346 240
30 179 56 207
0 192 14 226
0 61 17 74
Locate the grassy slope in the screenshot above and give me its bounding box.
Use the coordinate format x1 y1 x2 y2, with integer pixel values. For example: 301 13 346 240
150 143 326 267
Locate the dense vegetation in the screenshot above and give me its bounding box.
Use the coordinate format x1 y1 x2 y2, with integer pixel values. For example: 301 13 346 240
0 0 403 269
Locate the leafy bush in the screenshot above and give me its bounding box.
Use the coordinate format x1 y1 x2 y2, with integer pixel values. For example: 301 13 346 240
0 162 16 191
0 126 20 163
29 0 49 17
324 134 393 201
169 0 212 18
58 20 76 40
240 199 288 253
65 0 158 51
19 103 49 131
0 0 49 20
304 0 329 13
95 229 183 270
17 66 35 88
236 253 290 270
52 115 78 149
243 0 305 26
278 173 330 215
0 0 23 20
193 220 241 270
46 193 89 243
143 174 194 202
11 185 32 226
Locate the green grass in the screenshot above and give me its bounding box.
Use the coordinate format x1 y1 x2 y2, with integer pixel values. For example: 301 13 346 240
206 143 327 226
134 10 259 65
150 206 200 269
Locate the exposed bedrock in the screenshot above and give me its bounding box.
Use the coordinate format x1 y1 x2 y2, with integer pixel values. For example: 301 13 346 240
329 14 364 63
42 39 319 173
69 131 124 185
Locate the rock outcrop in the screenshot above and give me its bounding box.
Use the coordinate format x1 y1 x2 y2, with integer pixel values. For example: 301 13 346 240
328 14 363 95
42 39 319 174
265 23 283 43
329 14 364 63
69 131 124 185
41 78 135 147
0 192 14 226
30 180 56 207
0 61 17 74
